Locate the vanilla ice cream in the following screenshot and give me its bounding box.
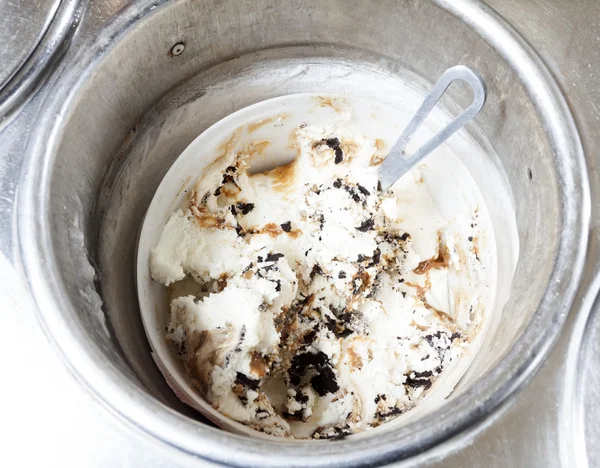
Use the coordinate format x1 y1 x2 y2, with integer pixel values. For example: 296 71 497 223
150 121 489 439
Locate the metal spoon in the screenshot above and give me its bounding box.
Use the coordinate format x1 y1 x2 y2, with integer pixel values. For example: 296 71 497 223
379 65 486 192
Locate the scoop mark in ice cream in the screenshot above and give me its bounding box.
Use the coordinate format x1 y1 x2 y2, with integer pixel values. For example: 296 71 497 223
250 160 296 193
150 121 488 439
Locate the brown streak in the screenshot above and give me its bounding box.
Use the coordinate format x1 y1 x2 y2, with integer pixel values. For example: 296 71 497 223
370 139 386 166
404 280 455 324
410 320 429 331
346 347 363 370
248 114 289 133
250 353 266 378
413 232 448 274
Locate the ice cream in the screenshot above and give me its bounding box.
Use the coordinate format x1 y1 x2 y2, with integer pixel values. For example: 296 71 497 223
150 121 488 439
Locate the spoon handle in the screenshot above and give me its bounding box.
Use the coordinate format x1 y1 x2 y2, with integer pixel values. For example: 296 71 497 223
379 65 486 192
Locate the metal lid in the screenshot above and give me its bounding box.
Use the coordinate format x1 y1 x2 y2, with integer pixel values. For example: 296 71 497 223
0 0 83 121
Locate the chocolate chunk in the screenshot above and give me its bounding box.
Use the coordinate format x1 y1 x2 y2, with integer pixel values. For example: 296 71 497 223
290 351 329 385
222 174 237 185
376 407 403 419
450 332 461 341
412 370 433 378
311 366 339 396
230 205 237 216
315 426 350 441
236 202 255 215
329 306 345 318
235 223 244 237
356 218 375 232
405 375 432 390
310 264 324 279
369 248 381 267
289 351 339 396
425 331 442 343
324 319 337 334
400 232 410 241
468 236 473 242
280 221 292 232
334 147 343 164
214 186 221 196
255 409 270 420
325 137 340 149
303 330 317 345
260 262 277 272
357 184 370 196
225 165 237 173
275 279 282 292
297 392 310 404
357 254 369 262
424 331 447 351
265 252 284 262
235 372 260 390
328 312 353 339
333 178 342 189
338 271 347 279
339 312 352 323
343 185 361 202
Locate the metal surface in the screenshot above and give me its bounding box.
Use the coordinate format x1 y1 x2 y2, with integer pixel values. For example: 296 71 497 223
0 0 84 122
18 0 589 466
0 0 60 87
1 0 600 467
379 65 486 191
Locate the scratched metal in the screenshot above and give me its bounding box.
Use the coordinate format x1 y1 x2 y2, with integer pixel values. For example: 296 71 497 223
0 0 83 121
0 0 60 87
1 0 600 467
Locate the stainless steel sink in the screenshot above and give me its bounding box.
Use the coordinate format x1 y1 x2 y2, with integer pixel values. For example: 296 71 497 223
1 0 599 466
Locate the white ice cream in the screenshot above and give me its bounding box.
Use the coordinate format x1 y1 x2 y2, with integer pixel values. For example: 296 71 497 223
150 121 489 439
